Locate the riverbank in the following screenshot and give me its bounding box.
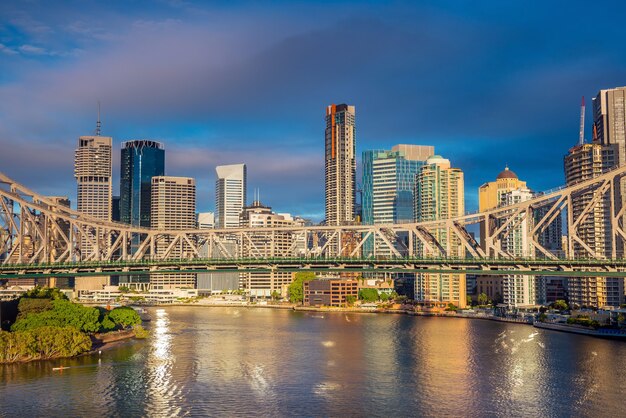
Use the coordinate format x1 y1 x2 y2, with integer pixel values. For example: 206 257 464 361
158 301 536 326
534 321 626 340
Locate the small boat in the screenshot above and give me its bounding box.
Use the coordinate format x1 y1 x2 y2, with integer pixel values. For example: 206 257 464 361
52 366 70 371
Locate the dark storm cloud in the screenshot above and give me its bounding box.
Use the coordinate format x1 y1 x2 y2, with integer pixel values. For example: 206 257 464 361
1 0 626 218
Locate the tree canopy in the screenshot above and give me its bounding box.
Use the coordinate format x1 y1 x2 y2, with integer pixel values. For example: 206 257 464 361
12 299 101 333
358 288 379 302
107 307 141 328
288 271 316 303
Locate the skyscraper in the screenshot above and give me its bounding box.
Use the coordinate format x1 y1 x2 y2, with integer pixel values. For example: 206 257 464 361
593 86 626 260
363 144 433 225
75 131 112 258
325 104 356 225
564 141 623 307
362 144 433 256
75 136 112 221
414 155 466 308
593 86 626 165
151 176 196 289
478 167 548 307
120 140 165 227
498 187 536 307
215 163 246 229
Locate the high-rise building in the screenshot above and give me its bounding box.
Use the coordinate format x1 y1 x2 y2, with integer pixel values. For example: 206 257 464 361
75 132 112 257
478 167 548 307
593 86 626 165
75 136 112 220
120 140 165 228
362 144 433 256
150 176 196 289
499 187 536 307
478 166 527 252
414 155 466 308
593 86 626 262
215 164 246 229
238 200 305 298
363 144 433 225
564 141 622 307
325 104 356 226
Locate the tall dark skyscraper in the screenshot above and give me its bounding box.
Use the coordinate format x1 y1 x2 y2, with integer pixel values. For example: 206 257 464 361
120 140 165 227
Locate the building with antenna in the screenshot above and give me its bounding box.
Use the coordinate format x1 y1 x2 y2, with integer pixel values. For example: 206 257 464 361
73 107 113 292
74 108 113 250
238 198 306 298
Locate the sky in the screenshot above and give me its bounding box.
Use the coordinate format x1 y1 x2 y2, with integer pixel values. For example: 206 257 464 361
2 0 626 222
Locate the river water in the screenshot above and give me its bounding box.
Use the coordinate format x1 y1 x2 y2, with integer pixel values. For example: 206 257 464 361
1 307 625 417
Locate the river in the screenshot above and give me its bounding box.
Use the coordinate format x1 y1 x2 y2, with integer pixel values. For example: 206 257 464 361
1 307 625 417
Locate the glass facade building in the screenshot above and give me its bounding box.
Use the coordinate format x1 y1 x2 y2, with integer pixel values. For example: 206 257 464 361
362 145 433 256
120 140 165 228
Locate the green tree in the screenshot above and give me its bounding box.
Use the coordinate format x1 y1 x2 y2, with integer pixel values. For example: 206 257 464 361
288 271 316 303
358 288 379 302
477 292 489 306
466 294 473 306
345 295 357 306
552 300 569 311
445 303 458 311
388 291 399 301
11 299 101 333
380 292 390 302
107 307 141 328
16 298 53 320
22 287 68 300
271 290 281 301
0 326 91 363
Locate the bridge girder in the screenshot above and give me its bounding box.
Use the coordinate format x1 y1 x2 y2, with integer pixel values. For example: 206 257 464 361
2 166 626 275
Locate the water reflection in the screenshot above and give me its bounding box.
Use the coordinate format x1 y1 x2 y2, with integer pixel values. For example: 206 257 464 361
2 308 626 417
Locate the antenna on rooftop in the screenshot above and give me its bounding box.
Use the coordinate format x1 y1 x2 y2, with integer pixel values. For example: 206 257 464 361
96 101 102 136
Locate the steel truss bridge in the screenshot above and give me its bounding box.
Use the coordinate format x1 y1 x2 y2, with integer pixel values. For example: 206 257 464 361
2 166 626 278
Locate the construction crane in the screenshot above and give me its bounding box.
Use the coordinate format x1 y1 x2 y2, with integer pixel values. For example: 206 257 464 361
579 96 585 145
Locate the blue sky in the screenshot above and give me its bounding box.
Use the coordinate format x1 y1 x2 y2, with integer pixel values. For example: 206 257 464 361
1 0 626 221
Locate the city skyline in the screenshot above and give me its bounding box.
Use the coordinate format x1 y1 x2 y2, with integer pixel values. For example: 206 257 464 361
3 1 626 221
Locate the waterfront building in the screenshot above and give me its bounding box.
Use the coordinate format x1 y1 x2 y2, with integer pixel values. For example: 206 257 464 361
75 132 112 257
325 104 356 226
303 279 358 307
238 200 305 298
362 144 433 256
564 141 623 307
476 276 503 303
413 155 466 308
196 211 240 295
120 140 165 228
499 187 536 307
151 176 197 289
215 164 247 229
